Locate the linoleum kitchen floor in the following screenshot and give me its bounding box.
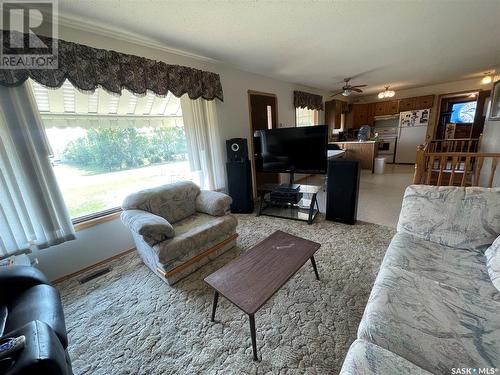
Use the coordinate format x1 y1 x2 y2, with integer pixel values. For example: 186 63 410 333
310 164 414 228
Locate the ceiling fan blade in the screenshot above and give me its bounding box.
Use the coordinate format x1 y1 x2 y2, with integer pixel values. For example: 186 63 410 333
351 88 363 93
329 90 344 97
351 84 367 88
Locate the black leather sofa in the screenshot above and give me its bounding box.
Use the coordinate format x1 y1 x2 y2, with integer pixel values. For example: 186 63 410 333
0 266 73 375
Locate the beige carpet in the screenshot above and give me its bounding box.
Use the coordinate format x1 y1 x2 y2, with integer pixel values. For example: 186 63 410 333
57 214 395 375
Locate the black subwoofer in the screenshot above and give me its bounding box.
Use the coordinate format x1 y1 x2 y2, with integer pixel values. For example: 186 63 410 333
226 138 248 162
226 159 254 213
326 159 360 225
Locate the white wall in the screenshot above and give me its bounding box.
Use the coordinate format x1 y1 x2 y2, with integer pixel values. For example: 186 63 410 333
35 219 135 281
480 99 500 187
34 24 329 281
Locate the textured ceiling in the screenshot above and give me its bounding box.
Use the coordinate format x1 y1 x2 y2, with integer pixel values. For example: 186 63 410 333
58 0 500 94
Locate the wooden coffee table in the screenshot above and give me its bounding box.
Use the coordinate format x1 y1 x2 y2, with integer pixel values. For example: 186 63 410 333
204 230 321 361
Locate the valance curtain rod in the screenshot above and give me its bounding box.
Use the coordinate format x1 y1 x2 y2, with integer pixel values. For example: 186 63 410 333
0 30 223 101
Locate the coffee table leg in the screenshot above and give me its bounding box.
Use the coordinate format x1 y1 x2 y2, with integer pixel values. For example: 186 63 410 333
310 256 320 280
249 313 258 361
211 291 219 322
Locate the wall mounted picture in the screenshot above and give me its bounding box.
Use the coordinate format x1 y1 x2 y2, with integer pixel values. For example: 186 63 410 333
489 80 500 121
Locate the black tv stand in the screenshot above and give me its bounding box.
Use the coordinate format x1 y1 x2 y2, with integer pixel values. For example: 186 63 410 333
277 183 301 192
256 183 321 225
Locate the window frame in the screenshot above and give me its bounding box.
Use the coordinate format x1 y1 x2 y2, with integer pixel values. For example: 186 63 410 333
73 210 122 231
295 107 319 127
44 123 188 225
30 81 189 226
72 207 122 225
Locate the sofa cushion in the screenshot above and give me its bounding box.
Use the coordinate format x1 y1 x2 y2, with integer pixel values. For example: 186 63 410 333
397 185 500 252
340 339 431 375
122 181 200 223
383 233 499 301
155 213 238 271
358 265 500 374
485 236 500 293
5 284 68 348
195 190 232 216
121 209 175 246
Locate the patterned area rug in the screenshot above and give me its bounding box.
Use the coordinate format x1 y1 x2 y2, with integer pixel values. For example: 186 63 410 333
57 214 395 375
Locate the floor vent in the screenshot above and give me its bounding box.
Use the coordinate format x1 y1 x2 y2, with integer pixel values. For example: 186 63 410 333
79 267 111 284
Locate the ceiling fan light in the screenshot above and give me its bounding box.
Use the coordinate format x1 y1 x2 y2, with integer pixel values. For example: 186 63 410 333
482 75 493 85
378 92 385 99
387 90 395 97
342 89 351 97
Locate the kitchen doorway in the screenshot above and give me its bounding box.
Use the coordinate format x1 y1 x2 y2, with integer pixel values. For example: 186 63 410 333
248 91 280 190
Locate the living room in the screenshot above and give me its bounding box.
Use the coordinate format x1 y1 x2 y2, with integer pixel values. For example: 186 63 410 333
1 1 499 374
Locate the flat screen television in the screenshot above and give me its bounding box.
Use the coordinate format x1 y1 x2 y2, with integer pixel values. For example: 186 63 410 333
254 125 328 175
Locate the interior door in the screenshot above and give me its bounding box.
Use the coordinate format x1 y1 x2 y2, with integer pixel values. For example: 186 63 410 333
248 92 280 188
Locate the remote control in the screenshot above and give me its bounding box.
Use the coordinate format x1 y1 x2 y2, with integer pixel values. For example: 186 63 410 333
0 336 25 360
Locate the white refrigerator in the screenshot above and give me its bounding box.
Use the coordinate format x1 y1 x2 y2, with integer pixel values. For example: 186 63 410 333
395 109 430 164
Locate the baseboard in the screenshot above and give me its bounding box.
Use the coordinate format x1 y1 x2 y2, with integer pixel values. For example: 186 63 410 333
52 247 136 284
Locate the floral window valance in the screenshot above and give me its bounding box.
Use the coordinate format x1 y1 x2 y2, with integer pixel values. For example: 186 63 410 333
293 90 323 111
0 31 223 101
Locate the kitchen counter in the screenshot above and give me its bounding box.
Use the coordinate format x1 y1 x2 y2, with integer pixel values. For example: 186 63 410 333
327 150 346 159
329 140 377 144
329 141 379 172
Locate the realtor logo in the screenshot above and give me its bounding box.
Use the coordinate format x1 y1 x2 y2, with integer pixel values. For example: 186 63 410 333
0 0 58 69
451 368 498 374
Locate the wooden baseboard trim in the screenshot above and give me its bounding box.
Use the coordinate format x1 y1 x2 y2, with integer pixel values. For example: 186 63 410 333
52 247 136 284
158 233 238 278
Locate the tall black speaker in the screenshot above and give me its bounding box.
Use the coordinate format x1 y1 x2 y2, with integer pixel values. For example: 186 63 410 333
226 160 254 213
226 138 248 162
326 159 360 225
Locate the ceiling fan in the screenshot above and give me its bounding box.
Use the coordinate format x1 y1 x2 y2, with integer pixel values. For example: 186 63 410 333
330 78 367 98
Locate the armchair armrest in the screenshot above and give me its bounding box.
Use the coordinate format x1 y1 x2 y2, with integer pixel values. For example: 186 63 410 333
0 265 49 290
1 320 71 375
0 266 49 302
121 210 175 247
196 190 232 216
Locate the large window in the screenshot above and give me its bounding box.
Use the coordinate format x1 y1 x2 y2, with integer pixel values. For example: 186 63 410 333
295 107 319 127
30 80 198 221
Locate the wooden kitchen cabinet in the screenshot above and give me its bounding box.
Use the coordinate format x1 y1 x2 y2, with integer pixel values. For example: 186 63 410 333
374 100 398 116
387 100 399 114
348 94 435 129
373 102 387 116
325 100 343 139
415 95 434 109
367 102 375 123
399 95 435 111
399 97 417 111
351 103 372 128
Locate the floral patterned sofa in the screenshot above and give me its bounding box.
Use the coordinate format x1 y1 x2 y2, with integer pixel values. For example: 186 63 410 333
340 185 500 374
121 181 238 285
